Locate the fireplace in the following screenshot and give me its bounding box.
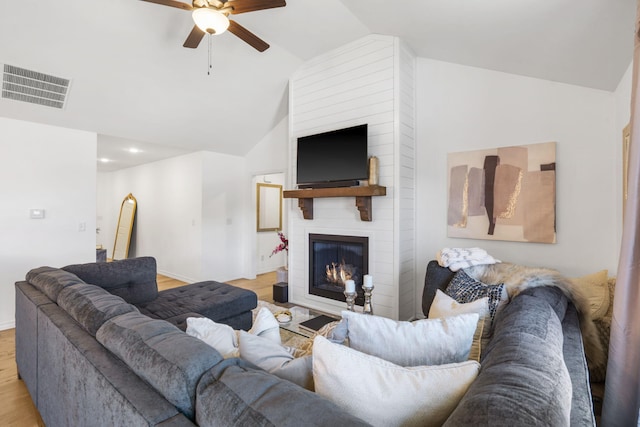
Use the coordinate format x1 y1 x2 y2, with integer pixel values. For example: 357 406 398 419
308 234 368 305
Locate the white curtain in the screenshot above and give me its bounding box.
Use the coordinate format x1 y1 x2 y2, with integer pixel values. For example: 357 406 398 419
601 3 640 425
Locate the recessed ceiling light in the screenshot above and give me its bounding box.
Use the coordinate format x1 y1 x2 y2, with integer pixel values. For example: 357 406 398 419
128 148 142 154
98 158 111 163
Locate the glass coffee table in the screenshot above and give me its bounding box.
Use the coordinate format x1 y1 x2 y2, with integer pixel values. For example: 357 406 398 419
277 306 339 338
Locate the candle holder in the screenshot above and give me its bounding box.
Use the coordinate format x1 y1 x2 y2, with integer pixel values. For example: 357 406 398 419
363 285 374 315
344 291 357 311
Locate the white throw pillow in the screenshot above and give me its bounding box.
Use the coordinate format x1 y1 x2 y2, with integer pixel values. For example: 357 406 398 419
428 290 489 361
185 317 238 358
339 310 479 366
313 336 480 427
249 307 282 343
186 308 282 358
570 270 610 319
238 331 313 390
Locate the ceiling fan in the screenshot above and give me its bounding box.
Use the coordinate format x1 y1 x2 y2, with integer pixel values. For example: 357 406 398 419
141 0 286 52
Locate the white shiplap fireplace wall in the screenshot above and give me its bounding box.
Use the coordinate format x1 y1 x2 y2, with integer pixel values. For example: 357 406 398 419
287 35 416 320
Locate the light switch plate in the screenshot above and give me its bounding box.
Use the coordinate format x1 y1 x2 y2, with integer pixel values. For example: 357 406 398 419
29 209 45 219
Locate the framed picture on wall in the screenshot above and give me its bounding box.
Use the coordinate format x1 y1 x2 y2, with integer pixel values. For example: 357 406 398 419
447 141 557 244
256 183 283 232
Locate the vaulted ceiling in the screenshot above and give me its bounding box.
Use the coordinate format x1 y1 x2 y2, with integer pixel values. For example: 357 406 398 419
0 0 634 171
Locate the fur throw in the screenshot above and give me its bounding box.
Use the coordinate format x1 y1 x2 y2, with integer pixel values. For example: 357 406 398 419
463 262 605 370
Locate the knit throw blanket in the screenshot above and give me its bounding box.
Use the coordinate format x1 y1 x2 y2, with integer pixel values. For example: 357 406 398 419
437 247 501 271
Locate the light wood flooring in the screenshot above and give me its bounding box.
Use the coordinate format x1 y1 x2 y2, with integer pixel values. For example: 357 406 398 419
0 271 279 426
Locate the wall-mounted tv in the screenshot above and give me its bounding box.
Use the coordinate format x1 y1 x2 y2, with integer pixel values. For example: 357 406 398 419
296 124 368 188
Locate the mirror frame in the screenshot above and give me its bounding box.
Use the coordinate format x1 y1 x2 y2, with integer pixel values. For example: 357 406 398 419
256 183 282 232
113 193 137 260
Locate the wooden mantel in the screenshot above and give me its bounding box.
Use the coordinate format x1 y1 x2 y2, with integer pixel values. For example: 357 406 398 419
283 185 387 221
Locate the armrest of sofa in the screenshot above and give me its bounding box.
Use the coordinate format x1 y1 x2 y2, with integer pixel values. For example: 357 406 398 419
422 260 455 317
63 256 158 304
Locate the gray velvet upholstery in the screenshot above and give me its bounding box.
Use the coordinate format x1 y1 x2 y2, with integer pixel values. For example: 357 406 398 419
37 303 194 427
19 259 336 427
63 256 159 304
422 260 596 426
57 283 139 336
14 281 54 406
26 267 86 302
444 286 573 426
137 280 257 330
196 358 371 427
96 311 223 420
563 304 598 426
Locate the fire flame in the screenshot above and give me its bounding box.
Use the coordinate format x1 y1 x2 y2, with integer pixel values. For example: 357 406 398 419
325 259 356 286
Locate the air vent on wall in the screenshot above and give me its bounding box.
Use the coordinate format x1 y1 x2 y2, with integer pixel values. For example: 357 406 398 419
2 64 70 109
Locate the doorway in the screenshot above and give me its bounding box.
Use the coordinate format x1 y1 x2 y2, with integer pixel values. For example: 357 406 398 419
253 172 287 275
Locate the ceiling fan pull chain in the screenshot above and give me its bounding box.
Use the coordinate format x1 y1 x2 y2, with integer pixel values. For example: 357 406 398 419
207 35 213 75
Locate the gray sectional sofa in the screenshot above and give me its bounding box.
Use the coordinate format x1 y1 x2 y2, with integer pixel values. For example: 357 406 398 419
422 260 596 426
15 257 368 427
15 257 596 426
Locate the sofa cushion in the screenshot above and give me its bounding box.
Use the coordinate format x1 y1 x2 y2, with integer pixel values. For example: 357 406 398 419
570 269 610 319
195 358 370 427
429 290 489 361
334 310 479 366
444 286 573 426
26 267 86 302
187 316 239 358
445 269 509 322
63 257 158 304
57 283 139 336
96 311 223 420
422 260 456 316
238 331 314 391
137 280 257 326
248 307 281 343
313 336 480 427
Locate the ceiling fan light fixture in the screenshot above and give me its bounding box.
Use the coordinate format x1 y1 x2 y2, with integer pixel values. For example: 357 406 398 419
192 8 229 35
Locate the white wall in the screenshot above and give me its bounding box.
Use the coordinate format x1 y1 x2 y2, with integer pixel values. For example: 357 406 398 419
415 58 620 316
245 117 290 278
201 151 247 282
97 118 291 284
99 153 204 281
98 151 246 283
288 35 416 320
0 117 96 330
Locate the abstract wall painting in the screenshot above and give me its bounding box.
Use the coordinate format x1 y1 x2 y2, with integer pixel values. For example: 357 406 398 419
447 141 556 244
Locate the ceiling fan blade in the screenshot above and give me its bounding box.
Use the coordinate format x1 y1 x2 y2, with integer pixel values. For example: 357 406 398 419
183 25 206 48
140 0 193 11
225 0 285 14
228 20 269 52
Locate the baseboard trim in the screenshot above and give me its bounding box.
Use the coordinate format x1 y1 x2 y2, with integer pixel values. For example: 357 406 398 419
0 320 16 331
157 270 198 285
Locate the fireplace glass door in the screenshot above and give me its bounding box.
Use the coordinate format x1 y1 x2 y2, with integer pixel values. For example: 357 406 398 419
308 234 368 305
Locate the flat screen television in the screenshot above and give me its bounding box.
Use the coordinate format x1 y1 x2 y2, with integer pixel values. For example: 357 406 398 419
296 124 368 188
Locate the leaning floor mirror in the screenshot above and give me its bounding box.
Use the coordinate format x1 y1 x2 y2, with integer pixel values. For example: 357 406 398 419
257 183 282 232
113 193 137 260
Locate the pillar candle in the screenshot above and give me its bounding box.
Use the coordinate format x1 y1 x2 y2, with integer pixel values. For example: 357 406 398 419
345 279 356 293
363 275 373 288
